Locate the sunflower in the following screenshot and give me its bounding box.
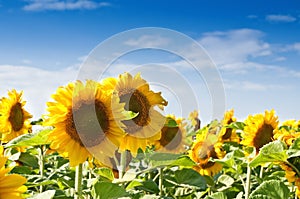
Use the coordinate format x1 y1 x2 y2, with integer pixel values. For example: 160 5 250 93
45 80 127 167
189 129 225 176
218 109 240 143
280 163 300 198
188 110 201 131
155 115 187 153
0 89 32 143
273 120 300 146
103 73 168 154
0 146 27 198
241 110 278 153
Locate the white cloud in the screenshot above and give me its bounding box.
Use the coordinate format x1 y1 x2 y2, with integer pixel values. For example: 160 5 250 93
247 15 258 19
198 29 271 67
266 14 296 23
23 0 110 11
124 35 170 48
0 65 78 119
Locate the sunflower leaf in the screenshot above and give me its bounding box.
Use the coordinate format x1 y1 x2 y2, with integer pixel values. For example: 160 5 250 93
149 153 181 167
174 168 206 189
91 181 129 199
5 128 52 147
249 180 289 199
123 110 139 120
205 192 227 199
249 141 288 167
287 137 300 158
224 122 246 130
164 117 178 127
27 190 56 199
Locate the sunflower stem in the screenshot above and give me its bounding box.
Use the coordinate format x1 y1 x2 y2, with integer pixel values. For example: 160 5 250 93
119 151 127 179
259 165 264 179
38 146 44 193
159 167 164 197
245 164 251 199
75 163 83 199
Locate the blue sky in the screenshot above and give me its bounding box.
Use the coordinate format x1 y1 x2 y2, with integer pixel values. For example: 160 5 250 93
0 0 300 123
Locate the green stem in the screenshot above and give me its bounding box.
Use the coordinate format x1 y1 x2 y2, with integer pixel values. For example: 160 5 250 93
245 164 251 199
39 146 44 193
75 163 83 199
159 167 164 197
119 151 127 179
259 166 264 179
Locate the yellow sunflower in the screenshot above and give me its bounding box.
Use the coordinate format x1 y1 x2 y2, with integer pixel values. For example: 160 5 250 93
241 110 278 153
274 120 300 146
188 110 201 131
155 115 187 153
189 130 225 176
0 146 27 199
218 109 240 143
45 80 127 167
280 163 300 198
0 89 32 143
103 73 168 154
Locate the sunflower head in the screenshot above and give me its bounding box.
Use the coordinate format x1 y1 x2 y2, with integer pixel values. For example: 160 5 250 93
241 110 278 153
188 110 201 131
155 115 187 153
0 89 32 143
189 128 225 176
105 73 168 154
0 146 27 199
218 109 240 143
46 80 127 167
274 120 300 146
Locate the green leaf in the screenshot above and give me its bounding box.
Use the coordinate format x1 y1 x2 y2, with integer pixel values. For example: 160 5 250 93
91 181 129 199
205 192 227 199
18 152 39 169
217 174 234 187
225 122 245 130
5 128 52 148
249 180 289 199
136 180 160 194
126 180 143 190
174 168 206 189
28 190 56 199
250 141 288 167
93 167 114 181
287 137 300 158
170 155 197 167
123 111 139 120
149 153 181 167
164 117 178 127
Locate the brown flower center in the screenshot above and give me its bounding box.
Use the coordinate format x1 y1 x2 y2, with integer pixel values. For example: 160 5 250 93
253 123 274 151
159 126 182 150
9 102 24 132
193 141 218 169
65 100 109 147
119 89 150 134
222 118 233 140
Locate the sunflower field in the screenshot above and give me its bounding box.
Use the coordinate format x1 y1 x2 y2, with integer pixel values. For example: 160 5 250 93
0 72 300 199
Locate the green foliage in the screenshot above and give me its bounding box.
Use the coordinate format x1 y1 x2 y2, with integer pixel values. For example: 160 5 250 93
249 180 290 199
250 141 288 167
92 181 129 199
6 128 52 147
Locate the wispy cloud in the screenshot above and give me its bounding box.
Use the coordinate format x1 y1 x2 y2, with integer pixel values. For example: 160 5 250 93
266 14 296 23
0 65 78 118
247 15 258 19
198 29 271 67
23 0 110 11
124 35 170 47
